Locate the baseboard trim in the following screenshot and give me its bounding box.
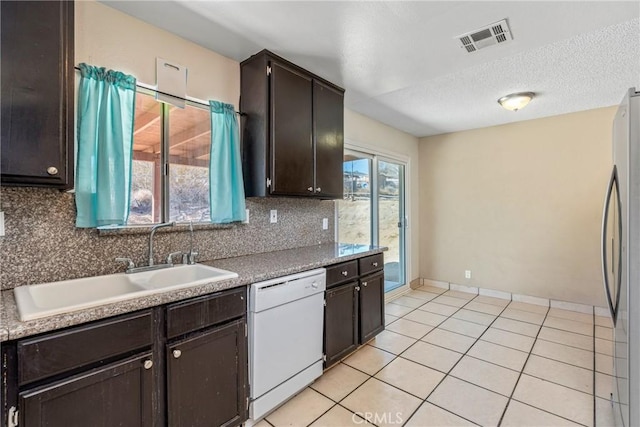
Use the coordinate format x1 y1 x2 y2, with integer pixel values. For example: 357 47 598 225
421 277 609 317
385 284 411 303
450 283 479 295
422 278 449 290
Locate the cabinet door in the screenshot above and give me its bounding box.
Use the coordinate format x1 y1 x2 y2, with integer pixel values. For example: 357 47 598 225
270 62 314 196
0 1 74 188
313 81 344 199
359 271 385 344
324 282 359 368
20 353 154 427
167 319 247 427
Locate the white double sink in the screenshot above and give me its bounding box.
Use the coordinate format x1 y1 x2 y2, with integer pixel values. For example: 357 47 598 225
14 264 238 321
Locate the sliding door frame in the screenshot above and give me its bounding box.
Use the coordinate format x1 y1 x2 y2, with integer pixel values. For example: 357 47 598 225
339 139 412 297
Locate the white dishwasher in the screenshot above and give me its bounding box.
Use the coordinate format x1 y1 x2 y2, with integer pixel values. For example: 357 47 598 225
247 268 326 423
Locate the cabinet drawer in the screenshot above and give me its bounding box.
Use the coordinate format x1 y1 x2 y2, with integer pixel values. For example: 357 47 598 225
166 287 246 339
326 261 358 288
358 253 384 276
17 310 153 386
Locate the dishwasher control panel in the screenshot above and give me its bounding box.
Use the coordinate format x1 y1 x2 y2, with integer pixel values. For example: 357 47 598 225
249 268 326 313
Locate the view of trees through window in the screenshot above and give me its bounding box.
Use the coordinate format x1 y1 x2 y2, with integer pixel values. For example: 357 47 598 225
130 160 157 224
128 91 211 225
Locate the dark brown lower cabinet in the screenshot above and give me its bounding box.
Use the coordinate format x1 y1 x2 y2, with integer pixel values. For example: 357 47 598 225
324 282 359 368
359 271 385 343
2 288 249 427
323 255 385 368
20 352 154 427
167 318 247 427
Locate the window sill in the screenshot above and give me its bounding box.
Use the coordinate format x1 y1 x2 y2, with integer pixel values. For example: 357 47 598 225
97 221 240 236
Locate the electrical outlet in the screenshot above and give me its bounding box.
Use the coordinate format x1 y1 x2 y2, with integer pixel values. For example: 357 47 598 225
270 209 277 224
0 212 4 237
322 218 328 230
243 209 250 224
465 270 472 279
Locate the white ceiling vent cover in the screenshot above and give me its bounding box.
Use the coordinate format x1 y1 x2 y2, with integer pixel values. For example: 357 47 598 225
457 19 513 53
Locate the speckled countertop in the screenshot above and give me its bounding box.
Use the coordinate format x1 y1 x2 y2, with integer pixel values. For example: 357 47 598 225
0 243 385 341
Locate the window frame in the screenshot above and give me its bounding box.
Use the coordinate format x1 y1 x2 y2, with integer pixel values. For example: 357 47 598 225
336 146 410 295
126 86 213 227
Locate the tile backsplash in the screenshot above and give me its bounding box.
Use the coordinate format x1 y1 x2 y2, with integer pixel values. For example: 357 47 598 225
0 187 335 289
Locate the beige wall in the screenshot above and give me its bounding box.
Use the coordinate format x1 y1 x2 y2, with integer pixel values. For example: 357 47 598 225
72 1 422 282
344 109 420 284
419 107 616 306
75 0 238 105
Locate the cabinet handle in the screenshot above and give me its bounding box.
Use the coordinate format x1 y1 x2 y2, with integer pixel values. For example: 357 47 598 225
307 187 313 192
355 286 360 291
47 166 58 175
373 262 379 267
144 360 153 370
173 349 182 359
341 271 348 276
362 281 368 287
316 187 321 192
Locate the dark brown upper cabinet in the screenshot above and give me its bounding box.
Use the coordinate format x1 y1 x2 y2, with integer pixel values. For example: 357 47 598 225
240 50 344 199
1 1 74 189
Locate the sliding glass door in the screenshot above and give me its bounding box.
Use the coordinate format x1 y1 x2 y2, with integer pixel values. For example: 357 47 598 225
378 159 406 292
338 150 407 293
338 153 372 245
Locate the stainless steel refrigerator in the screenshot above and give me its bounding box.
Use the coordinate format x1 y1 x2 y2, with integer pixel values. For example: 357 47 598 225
602 88 640 427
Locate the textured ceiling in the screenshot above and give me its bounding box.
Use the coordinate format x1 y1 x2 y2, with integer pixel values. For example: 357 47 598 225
101 1 640 137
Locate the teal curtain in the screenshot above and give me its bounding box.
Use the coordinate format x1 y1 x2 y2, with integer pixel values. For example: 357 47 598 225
209 101 246 223
75 63 137 228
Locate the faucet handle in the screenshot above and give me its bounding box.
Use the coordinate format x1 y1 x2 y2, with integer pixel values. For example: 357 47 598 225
166 251 183 265
188 251 199 265
115 257 135 271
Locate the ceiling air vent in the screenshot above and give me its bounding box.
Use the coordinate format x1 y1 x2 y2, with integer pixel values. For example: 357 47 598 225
457 19 512 53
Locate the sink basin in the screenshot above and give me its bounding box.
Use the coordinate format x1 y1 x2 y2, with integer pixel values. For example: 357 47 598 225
14 264 238 321
128 264 238 290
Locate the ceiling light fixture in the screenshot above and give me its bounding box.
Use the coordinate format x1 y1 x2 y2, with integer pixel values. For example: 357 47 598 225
498 92 535 111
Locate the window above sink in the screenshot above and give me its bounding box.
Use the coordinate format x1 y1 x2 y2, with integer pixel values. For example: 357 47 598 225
130 89 212 225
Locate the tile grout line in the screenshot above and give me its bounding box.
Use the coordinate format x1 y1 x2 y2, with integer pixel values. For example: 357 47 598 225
384 296 598 400
398 292 518 425
395 293 482 425
302 398 368 427
508 397 591 427
538 334 599 353
292 287 600 427
346 288 595 426
496 304 551 426
385 291 448 321
309 366 379 427
396 289 598 425
421 401 482 426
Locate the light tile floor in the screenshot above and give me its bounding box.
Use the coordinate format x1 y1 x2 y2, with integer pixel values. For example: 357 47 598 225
259 286 617 427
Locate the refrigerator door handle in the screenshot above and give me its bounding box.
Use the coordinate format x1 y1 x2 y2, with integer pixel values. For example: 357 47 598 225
601 165 620 323
612 167 623 324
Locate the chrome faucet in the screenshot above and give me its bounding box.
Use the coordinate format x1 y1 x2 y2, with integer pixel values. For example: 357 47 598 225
148 222 175 266
116 221 196 274
182 221 199 265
